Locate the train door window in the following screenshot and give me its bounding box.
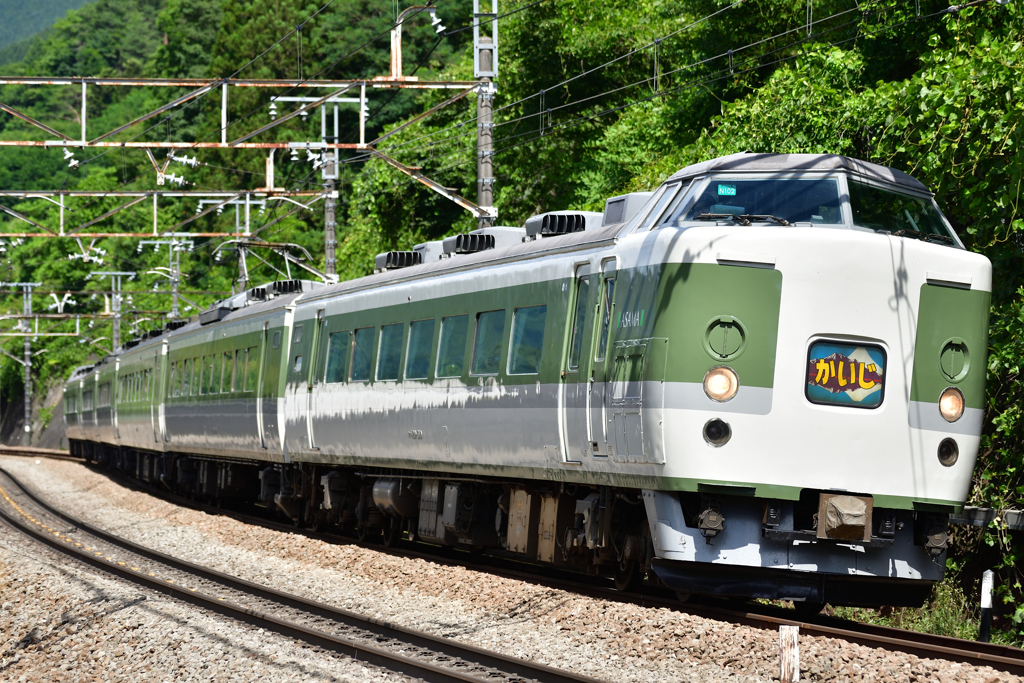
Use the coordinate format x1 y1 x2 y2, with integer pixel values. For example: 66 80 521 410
245 346 259 392
83 390 93 411
405 319 435 380
231 350 245 392
272 330 281 349
170 363 178 398
325 331 351 383
597 277 616 362
293 355 303 373
98 383 111 408
350 328 374 381
293 325 303 344
436 315 468 378
568 276 591 369
508 306 547 375
471 310 506 376
377 323 404 381
65 394 76 414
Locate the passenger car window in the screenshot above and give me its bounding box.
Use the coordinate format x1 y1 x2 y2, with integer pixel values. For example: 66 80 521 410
232 350 245 392
436 315 468 378
182 360 192 397
472 310 506 376
208 355 221 394
406 319 435 380
508 306 547 375
245 346 259 391
325 331 350 383
377 323 403 381
350 328 374 381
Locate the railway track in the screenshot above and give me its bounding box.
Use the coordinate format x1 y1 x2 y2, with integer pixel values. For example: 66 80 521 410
4 445 1024 676
0 463 603 683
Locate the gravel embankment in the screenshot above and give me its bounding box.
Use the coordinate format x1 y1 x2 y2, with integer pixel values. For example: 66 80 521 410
0 455 1018 683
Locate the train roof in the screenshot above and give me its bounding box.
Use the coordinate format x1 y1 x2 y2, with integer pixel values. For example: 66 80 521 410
666 153 930 193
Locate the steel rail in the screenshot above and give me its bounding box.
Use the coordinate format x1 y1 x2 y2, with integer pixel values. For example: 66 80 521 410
5 447 1024 674
0 465 603 683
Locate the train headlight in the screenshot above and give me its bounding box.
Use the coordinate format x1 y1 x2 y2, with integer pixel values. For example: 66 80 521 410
937 438 959 467
938 387 964 422
704 366 739 402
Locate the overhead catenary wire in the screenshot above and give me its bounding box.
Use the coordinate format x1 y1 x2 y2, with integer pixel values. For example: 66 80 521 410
407 0 981 182
380 0 933 167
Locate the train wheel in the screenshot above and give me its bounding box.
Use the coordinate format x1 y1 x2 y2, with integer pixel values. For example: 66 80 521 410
793 601 826 616
614 559 641 592
382 519 402 547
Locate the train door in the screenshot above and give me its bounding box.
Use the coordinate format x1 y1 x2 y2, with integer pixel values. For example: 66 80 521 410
113 359 121 440
158 341 169 442
152 346 162 443
256 322 278 450
589 261 617 456
560 264 593 463
305 309 326 450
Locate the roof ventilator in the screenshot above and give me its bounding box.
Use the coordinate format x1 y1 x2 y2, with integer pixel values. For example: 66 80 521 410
442 233 495 256
375 251 423 272
165 319 188 331
270 279 304 295
247 286 268 302
524 211 604 239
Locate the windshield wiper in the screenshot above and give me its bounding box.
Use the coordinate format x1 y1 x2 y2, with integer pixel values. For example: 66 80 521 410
738 214 790 226
695 213 751 226
891 228 954 245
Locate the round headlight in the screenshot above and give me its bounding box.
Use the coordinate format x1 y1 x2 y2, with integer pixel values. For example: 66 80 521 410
938 387 965 423
704 366 739 402
937 438 959 467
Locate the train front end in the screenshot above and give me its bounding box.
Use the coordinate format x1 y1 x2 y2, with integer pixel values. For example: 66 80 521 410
633 154 990 607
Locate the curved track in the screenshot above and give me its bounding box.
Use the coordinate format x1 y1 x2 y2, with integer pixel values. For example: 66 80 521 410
4 446 1024 676
0 463 603 683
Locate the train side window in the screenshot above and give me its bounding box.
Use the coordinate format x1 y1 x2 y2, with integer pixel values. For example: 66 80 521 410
471 310 506 376
436 315 468 378
597 277 615 362
182 360 192 397
350 328 374 381
245 346 259 391
272 330 281 349
222 352 234 393
198 357 207 395
169 363 178 398
405 319 435 380
508 306 547 375
83 390 93 411
232 350 245 392
192 359 202 396
325 331 351 383
377 323 403 381
98 382 111 408
568 276 591 369
208 355 221 394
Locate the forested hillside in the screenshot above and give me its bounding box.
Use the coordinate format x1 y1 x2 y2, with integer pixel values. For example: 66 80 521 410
0 0 93 64
0 0 1020 638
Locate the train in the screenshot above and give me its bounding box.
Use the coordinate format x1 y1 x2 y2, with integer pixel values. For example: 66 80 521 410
63 152 991 608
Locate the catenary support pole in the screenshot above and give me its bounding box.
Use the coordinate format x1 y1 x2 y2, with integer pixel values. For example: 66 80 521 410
476 37 494 229
22 285 32 444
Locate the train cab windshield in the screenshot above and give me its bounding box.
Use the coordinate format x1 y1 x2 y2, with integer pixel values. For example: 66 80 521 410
650 174 958 244
676 178 843 225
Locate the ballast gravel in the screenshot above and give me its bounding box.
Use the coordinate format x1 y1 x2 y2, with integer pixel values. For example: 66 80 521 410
0 455 1018 683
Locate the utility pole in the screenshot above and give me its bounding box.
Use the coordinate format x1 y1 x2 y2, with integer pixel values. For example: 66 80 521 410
91 272 136 349
474 0 498 228
140 239 192 319
0 282 41 443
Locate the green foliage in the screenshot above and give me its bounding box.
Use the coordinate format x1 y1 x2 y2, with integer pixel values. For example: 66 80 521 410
0 0 93 55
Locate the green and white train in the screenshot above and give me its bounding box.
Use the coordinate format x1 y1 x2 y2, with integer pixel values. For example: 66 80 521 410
64 153 990 607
